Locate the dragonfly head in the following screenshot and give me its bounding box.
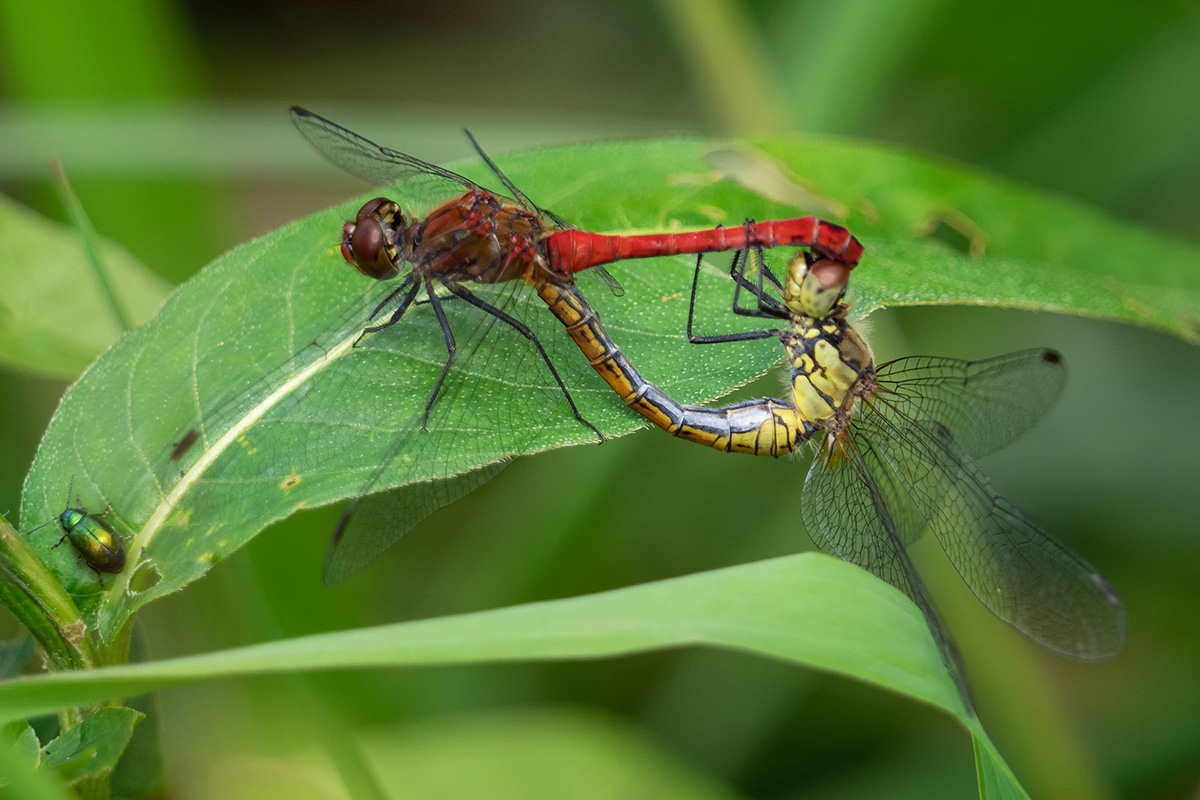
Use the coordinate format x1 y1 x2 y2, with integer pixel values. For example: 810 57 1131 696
341 197 406 280
783 254 851 319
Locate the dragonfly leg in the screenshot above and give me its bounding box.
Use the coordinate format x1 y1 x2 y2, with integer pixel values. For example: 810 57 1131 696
688 254 781 345
420 275 457 430
443 282 605 443
738 218 785 291
366 273 417 323
726 246 786 319
354 277 421 348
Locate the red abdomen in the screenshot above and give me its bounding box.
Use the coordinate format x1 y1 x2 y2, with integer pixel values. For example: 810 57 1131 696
546 217 863 274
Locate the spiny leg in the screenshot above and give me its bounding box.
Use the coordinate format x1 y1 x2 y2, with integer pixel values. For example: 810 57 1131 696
688 254 781 345
353 274 421 347
726 238 786 318
420 275 458 430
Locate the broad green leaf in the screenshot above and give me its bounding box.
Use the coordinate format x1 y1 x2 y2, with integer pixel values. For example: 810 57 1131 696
17 136 1200 641
0 193 170 379
0 553 1027 797
40 706 142 784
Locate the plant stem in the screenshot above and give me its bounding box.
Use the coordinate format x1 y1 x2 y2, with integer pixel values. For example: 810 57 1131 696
0 514 97 673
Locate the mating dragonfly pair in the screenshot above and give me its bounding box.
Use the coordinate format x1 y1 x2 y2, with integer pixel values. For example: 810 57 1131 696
36 108 1120 706
286 108 1124 693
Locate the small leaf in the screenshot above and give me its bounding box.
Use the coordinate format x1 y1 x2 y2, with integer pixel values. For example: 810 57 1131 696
2 719 41 763
40 706 143 783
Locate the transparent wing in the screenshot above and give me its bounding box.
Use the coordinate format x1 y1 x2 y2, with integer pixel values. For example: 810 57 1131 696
858 381 1126 659
874 349 1065 458
163 275 406 470
323 464 506 585
315 276 604 584
802 435 974 711
582 266 624 297
291 106 483 216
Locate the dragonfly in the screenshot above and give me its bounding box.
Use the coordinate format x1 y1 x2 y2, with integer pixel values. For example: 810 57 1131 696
172 108 864 584
545 243 1127 706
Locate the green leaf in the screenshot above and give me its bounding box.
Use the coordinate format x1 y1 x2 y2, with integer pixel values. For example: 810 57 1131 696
2 719 40 763
0 729 72 800
974 731 1031 800
0 554 1026 797
0 193 170 379
40 706 142 784
19 136 1199 641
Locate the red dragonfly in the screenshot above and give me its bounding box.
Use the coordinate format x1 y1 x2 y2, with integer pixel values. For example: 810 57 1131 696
295 107 863 287
290 107 861 431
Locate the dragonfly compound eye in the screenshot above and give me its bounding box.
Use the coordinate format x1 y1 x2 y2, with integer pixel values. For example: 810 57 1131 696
347 217 400 280
784 255 849 318
355 197 391 224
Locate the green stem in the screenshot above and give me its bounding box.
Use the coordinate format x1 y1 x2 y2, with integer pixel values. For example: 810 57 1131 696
0 514 97 673
1 516 130 799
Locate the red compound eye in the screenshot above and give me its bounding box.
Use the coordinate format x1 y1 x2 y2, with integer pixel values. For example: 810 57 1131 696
356 197 390 225
346 217 398 280
340 221 357 266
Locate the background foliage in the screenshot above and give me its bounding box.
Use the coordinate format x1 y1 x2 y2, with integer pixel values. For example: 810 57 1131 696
1 1 1198 798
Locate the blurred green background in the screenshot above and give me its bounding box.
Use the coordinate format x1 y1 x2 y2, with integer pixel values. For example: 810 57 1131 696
2 1 1198 798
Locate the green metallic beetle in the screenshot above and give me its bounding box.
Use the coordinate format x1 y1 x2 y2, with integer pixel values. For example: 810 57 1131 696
27 479 127 582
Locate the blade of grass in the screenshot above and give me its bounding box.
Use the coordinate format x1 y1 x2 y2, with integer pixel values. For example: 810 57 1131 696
49 158 130 332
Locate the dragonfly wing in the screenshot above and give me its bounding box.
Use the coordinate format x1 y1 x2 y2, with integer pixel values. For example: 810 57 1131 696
315 276 604 584
164 276 406 473
874 349 1065 458
802 433 974 712
323 463 505 585
858 396 1127 659
582 266 624 297
291 107 482 214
